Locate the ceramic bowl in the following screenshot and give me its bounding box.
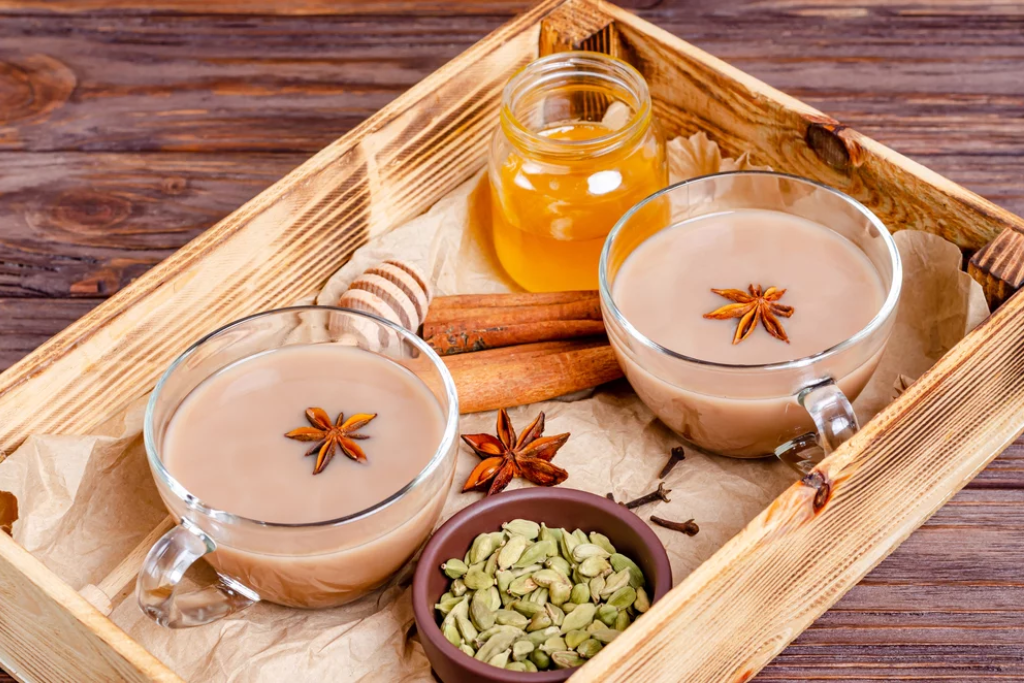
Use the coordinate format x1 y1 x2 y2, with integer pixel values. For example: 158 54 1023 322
412 487 673 683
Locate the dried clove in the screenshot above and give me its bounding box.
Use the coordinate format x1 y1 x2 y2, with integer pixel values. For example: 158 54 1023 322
650 516 699 536
623 482 671 509
659 446 685 479
605 492 616 502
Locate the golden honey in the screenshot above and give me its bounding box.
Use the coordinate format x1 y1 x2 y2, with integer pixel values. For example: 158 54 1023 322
489 53 667 292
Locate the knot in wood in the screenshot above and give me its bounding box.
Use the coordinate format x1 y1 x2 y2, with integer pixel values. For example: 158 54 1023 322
0 55 75 125
161 177 188 195
805 118 861 172
51 190 132 233
801 470 832 512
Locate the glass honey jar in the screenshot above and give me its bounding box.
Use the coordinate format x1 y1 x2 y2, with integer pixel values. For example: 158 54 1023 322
489 51 667 292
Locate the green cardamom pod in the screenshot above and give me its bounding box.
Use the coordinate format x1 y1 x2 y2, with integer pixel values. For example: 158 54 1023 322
564 629 589 649
597 604 618 627
572 529 589 544
538 523 560 544
606 586 637 611
512 600 545 617
508 575 537 596
484 586 501 611
528 587 549 606
475 630 519 662
484 552 499 578
496 569 514 594
562 601 576 613
470 590 497 631
549 581 571 606
497 535 529 569
571 543 611 563
544 603 565 627
588 532 616 555
434 594 466 617
531 569 569 588
591 628 621 644
634 586 651 613
570 583 591 605
512 639 534 661
551 651 585 669
470 533 498 565
559 528 579 563
514 541 552 568
495 610 529 629
474 624 520 647
505 662 527 672
511 563 543 578
577 638 603 658
499 590 514 608
443 621 462 647
503 519 540 539
615 609 631 631
578 556 612 578
442 558 468 579
458 643 475 657
586 620 605 633
610 553 645 588
464 566 495 591
560 602 596 632
588 576 605 603
456 612 479 642
526 625 559 646
488 649 511 668
600 569 631 598
540 635 567 654
530 648 551 669
450 578 467 597
544 556 572 577
527 612 553 632
523 659 539 672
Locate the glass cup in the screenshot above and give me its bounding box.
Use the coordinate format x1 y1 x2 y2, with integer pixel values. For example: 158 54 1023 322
137 307 459 628
599 172 902 473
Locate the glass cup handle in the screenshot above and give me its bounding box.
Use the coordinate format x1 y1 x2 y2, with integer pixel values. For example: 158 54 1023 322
136 518 258 628
775 378 860 475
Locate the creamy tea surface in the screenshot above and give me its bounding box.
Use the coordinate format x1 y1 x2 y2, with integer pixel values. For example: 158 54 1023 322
609 207 891 457
164 344 445 524
614 208 885 365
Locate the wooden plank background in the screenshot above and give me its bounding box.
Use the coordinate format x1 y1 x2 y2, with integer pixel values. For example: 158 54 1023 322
0 0 1022 680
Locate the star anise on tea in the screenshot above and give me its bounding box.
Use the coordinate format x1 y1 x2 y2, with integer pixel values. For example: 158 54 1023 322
284 407 377 475
703 284 794 345
461 409 570 496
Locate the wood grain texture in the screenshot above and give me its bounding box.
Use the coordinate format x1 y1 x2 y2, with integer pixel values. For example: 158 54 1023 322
0 1 1022 682
0 533 180 683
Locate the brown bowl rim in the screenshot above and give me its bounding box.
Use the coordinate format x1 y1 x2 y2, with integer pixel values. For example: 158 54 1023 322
412 487 673 682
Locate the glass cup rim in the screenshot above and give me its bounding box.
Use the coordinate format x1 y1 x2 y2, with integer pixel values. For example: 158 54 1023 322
598 170 903 372
143 305 461 530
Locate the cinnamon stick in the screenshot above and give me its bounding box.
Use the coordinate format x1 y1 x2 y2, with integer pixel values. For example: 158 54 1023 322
427 291 598 321
444 339 623 414
422 295 602 340
425 319 606 355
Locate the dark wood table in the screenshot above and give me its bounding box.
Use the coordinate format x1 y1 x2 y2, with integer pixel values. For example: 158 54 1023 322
2 1 1022 680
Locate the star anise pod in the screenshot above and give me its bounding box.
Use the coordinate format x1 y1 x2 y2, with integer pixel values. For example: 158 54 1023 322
285 407 376 475
461 409 570 496
703 284 794 345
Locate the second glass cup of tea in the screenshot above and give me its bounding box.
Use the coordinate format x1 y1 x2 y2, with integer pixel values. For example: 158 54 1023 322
599 172 902 473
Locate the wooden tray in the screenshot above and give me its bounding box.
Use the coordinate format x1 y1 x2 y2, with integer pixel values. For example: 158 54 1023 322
1 1 1024 681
